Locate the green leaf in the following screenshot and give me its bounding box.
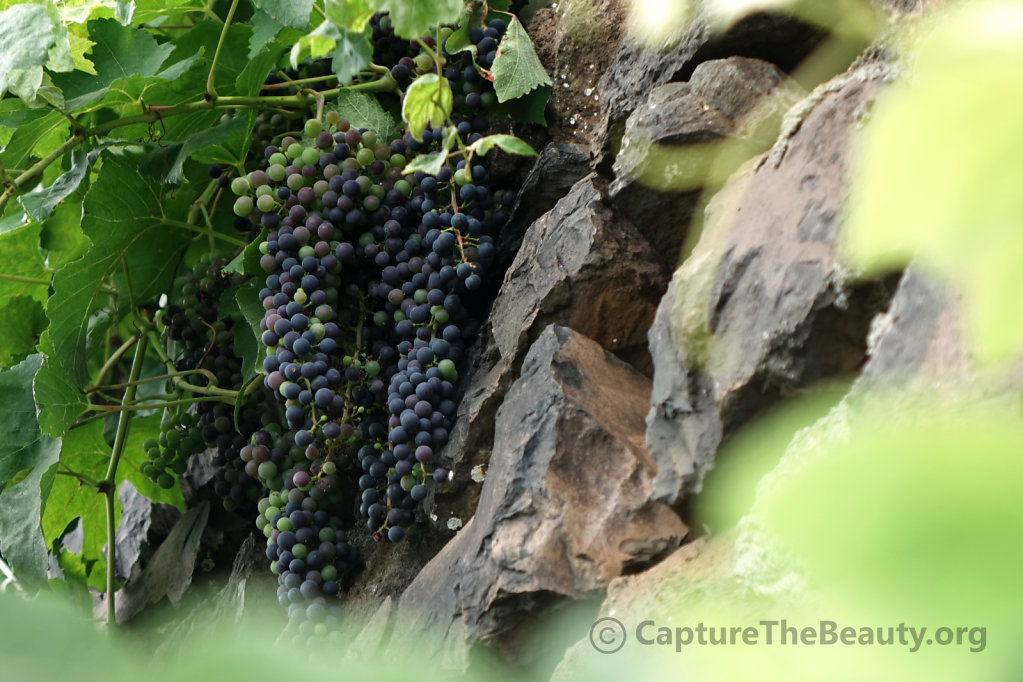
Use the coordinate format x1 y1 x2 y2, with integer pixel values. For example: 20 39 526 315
0 110 66 174
401 73 453 141
0 4 57 97
470 133 538 158
51 18 175 111
402 149 447 176
221 281 260 383
20 150 91 222
251 0 314 29
47 153 188 388
325 0 374 32
248 10 282 58
224 227 267 276
40 195 91 269
844 3 1023 363
492 83 550 126
290 19 340 69
0 440 59 585
329 90 399 142
491 16 552 103
34 340 88 439
442 4 484 59
139 116 247 184
68 32 97 74
0 224 50 305
368 0 463 40
331 26 373 86
0 297 47 370
0 355 60 492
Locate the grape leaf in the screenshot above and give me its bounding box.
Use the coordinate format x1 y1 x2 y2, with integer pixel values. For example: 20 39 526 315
469 134 538 158
221 282 260 383
492 83 550 126
235 278 268 380
0 439 59 586
402 150 447 176
402 74 453 141
248 10 282 58
68 32 97 75
491 16 551 103
0 354 61 491
0 224 50 306
331 26 373 86
329 90 399 142
224 227 267 276
325 0 374 32
251 0 314 29
40 195 91 269
139 116 247 184
34 332 88 439
290 19 341 69
0 297 46 370
238 41 284 96
47 153 189 388
0 110 66 175
20 150 91 222
52 19 175 112
368 0 463 40
0 4 56 98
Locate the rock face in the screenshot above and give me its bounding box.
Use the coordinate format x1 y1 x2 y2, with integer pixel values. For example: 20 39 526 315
646 64 897 506
433 174 667 528
609 56 805 266
384 325 687 668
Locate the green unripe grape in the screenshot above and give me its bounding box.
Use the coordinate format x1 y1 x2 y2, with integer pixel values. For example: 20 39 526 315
304 118 323 137
401 475 416 491
233 196 254 217
166 430 181 447
255 184 273 197
369 184 385 199
266 525 274 540
461 80 481 95
257 497 271 514
390 154 407 168
258 460 278 480
269 152 288 166
432 308 450 324
294 289 307 304
180 413 195 427
453 169 469 186
365 360 381 377
286 142 304 159
152 456 166 469
373 310 389 326
361 131 377 148
268 490 283 507
320 565 338 582
414 289 428 304
264 506 280 521
170 459 187 475
291 543 308 560
313 180 329 197
287 172 305 191
414 54 433 73
311 322 325 339
230 177 250 195
481 92 497 108
325 110 340 125
363 194 380 212
322 461 337 476
301 147 321 165
356 147 375 167
298 245 316 260
394 179 411 197
393 310 406 322
256 194 276 213
268 164 286 182
342 157 360 171
276 517 292 532
143 438 159 451
438 26 452 40
438 358 458 381
158 473 174 489
255 515 268 530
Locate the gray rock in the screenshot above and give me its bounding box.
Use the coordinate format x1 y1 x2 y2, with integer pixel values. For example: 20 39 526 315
386 325 687 668
433 174 667 528
646 65 896 506
609 56 804 267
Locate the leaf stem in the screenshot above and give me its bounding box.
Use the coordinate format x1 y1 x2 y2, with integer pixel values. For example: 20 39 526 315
88 335 140 391
206 0 241 100
0 133 85 212
101 333 148 626
0 273 52 287
162 218 248 247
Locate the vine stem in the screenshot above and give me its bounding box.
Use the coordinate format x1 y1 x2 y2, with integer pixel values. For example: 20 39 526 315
88 335 140 391
206 0 241 100
101 333 148 626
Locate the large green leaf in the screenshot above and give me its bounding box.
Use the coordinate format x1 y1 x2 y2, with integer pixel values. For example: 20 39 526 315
401 74 452 141
34 344 88 439
39 195 90 269
0 297 47 370
52 18 175 112
843 2 1023 363
47 153 189 388
20 150 90 222
139 116 247 184
0 224 50 305
251 0 314 28
368 0 462 40
0 110 66 175
325 0 373 32
491 16 551 103
222 279 261 382
247 10 282 58
0 4 56 98
0 439 59 585
331 26 373 86
0 355 54 490
329 90 399 141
